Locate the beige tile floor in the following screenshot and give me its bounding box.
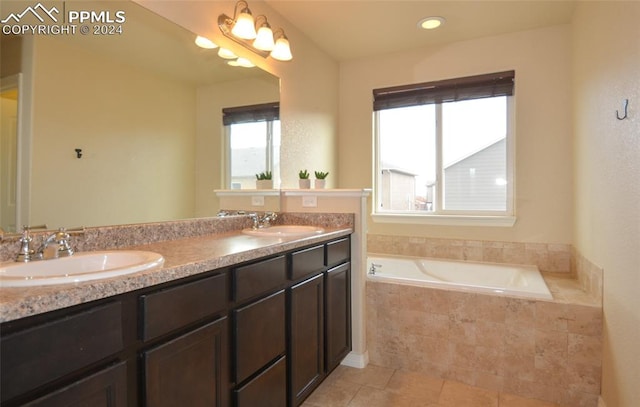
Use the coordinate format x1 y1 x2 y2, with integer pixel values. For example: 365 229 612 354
302 364 562 407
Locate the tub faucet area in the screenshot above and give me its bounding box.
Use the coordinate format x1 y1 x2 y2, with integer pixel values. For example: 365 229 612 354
369 263 381 275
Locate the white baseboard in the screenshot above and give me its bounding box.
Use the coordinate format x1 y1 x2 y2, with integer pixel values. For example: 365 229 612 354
597 396 606 407
340 351 369 369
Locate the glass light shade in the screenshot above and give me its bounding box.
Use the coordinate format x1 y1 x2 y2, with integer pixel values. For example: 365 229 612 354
195 36 218 49
218 48 238 59
253 26 275 51
236 57 255 68
270 37 292 61
231 11 257 39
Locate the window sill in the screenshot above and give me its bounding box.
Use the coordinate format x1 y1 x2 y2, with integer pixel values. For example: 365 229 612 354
371 213 516 227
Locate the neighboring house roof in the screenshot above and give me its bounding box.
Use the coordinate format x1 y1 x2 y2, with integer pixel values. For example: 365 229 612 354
379 167 419 177
444 138 505 170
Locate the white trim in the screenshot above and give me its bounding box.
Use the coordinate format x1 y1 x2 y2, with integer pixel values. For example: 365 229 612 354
372 213 516 227
215 189 371 198
214 189 280 197
281 189 371 198
340 351 369 369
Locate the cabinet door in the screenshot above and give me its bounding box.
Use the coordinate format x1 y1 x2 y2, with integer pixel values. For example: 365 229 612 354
24 362 127 407
325 263 351 372
143 317 228 407
289 273 324 406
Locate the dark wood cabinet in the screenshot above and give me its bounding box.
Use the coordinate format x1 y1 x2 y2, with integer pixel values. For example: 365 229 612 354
23 362 127 407
233 290 286 384
325 262 352 372
0 301 123 404
143 318 228 407
234 356 287 407
0 234 351 407
289 273 325 406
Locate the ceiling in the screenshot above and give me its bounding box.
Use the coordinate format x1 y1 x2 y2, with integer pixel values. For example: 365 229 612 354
264 0 577 61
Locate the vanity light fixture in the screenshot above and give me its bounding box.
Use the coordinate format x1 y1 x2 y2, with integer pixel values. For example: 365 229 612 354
418 16 446 30
230 1 257 39
253 15 275 51
270 29 293 61
218 0 293 61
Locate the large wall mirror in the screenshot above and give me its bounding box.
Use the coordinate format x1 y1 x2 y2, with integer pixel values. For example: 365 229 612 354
0 0 280 233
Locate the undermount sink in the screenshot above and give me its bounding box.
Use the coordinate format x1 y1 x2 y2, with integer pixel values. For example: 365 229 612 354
0 250 165 287
242 225 325 237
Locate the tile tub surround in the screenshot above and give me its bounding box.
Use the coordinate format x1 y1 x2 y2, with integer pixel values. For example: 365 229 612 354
366 281 603 407
367 234 572 274
0 213 354 322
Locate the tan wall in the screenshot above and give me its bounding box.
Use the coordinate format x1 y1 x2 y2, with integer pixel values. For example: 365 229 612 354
30 35 196 227
572 2 640 406
339 25 574 244
135 0 339 190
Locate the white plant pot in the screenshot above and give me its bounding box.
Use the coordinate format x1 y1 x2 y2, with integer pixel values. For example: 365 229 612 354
299 179 311 189
314 179 326 189
256 179 273 189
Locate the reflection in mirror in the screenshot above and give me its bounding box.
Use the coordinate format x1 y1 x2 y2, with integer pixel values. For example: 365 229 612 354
0 75 20 233
0 0 280 233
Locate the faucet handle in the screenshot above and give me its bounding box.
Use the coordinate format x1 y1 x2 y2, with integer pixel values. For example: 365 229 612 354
15 228 38 262
52 228 74 257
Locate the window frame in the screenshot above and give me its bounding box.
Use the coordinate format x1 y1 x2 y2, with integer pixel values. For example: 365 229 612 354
372 73 516 227
222 102 280 189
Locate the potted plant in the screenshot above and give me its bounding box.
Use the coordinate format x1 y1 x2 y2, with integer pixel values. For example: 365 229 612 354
314 171 329 189
255 171 273 189
298 169 311 189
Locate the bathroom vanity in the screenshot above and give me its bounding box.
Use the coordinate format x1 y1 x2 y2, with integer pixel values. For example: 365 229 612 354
0 229 351 407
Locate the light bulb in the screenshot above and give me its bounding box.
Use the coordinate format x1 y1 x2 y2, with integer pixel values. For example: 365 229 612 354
271 36 292 61
253 26 275 51
231 9 257 39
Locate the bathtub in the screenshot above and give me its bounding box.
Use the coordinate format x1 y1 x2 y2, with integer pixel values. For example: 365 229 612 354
366 254 552 300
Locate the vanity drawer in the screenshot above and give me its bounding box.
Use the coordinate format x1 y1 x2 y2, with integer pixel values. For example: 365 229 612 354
290 244 325 280
234 356 286 407
233 290 285 383
0 301 123 403
233 255 286 303
140 272 228 341
326 237 350 267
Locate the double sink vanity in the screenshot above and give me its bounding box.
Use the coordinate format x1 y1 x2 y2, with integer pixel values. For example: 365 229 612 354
0 213 353 407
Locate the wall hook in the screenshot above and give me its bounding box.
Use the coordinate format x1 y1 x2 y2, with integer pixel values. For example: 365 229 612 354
74 148 83 158
616 99 629 120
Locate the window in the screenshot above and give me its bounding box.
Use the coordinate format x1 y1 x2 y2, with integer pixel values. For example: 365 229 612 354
223 102 280 189
373 71 515 224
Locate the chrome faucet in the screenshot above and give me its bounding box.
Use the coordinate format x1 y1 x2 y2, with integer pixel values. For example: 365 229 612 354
369 263 382 275
37 228 75 260
249 212 278 229
14 226 82 262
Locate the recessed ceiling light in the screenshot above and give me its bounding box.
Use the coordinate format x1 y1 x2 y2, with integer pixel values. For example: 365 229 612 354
418 16 445 30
